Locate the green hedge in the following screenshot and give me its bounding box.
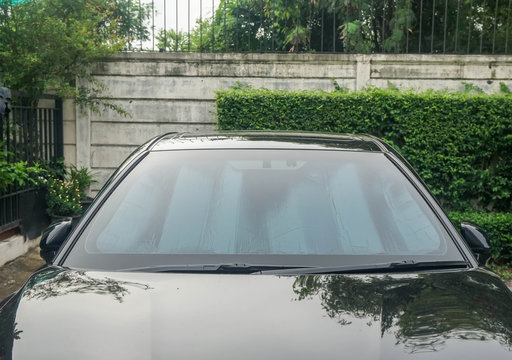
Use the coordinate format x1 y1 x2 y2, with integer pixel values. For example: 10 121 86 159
216 88 512 213
449 212 512 265
216 88 512 265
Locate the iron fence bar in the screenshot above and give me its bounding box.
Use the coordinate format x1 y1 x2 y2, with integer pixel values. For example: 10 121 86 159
261 0 264 52
188 0 191 51
406 0 410 53
164 0 167 51
55 99 63 159
271 3 275 52
128 0 132 50
211 0 215 52
394 0 399 53
419 0 423 53
247 1 251 52
38 108 43 161
176 0 179 52
431 0 436 53
50 108 55 161
321 8 324 52
22 107 28 163
443 0 448 53
308 1 311 51
455 0 460 52
43 108 48 161
200 0 203 51
492 0 499 53
224 0 227 52
139 0 143 50
467 0 473 53
507 0 511 53
333 2 336 52
235 0 238 51
152 0 155 51
480 0 486 54
10 106 16 161
381 3 386 53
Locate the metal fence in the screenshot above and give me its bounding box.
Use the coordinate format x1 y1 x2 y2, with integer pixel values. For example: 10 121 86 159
125 0 512 54
0 92 63 232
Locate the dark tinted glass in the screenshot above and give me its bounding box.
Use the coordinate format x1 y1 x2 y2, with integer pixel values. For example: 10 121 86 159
64 150 464 269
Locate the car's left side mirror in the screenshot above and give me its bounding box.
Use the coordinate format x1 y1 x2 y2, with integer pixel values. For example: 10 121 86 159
460 222 491 266
40 220 72 264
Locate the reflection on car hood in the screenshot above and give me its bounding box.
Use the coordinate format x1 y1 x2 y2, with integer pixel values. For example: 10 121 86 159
1 268 511 359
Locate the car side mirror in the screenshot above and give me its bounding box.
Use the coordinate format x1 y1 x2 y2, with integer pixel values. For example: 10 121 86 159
40 220 72 264
460 222 491 266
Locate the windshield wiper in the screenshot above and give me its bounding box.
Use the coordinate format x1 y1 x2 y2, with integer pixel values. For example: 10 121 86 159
261 260 469 275
119 263 312 274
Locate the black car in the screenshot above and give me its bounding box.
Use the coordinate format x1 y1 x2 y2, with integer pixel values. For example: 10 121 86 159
1 132 511 359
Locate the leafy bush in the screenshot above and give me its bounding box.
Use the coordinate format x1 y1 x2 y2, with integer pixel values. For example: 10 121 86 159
69 166 96 199
45 176 82 216
449 212 512 266
0 145 45 194
216 88 512 212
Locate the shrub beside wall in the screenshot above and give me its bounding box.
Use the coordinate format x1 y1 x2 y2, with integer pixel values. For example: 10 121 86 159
216 88 512 265
449 211 512 266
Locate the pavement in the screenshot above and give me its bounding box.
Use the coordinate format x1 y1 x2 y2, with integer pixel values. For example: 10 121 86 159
0 246 45 301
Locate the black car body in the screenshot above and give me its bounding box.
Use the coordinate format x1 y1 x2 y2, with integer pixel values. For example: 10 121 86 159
1 132 511 359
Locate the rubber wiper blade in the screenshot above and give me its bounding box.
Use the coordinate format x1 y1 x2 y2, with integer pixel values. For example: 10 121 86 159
261 260 469 275
119 263 311 274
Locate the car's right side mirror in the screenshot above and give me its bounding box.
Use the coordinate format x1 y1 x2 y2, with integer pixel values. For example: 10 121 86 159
40 219 73 264
460 222 491 266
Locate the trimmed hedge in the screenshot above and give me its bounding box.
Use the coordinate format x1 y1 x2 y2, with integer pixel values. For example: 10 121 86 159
216 88 512 212
449 212 512 265
216 88 512 265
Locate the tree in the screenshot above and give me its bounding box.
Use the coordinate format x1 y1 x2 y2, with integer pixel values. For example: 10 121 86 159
0 0 147 111
191 0 512 54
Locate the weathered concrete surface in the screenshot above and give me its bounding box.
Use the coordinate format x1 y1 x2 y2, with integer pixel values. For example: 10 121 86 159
0 235 40 268
64 52 512 192
0 245 44 301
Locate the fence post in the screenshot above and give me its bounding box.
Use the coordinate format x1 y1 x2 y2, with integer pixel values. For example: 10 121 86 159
0 86 12 119
0 87 11 149
54 98 64 160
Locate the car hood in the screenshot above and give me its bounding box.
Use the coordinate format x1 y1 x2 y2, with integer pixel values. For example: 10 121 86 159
1 267 511 360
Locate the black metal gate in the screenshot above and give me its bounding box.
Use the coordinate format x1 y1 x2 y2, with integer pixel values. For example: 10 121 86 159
0 89 63 234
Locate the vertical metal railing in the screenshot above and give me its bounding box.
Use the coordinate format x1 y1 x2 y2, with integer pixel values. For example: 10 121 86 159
0 92 63 231
121 0 512 54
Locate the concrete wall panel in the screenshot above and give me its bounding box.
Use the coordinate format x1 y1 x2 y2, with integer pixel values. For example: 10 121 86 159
91 145 138 168
94 76 352 99
61 52 512 194
90 99 216 123
91 122 215 146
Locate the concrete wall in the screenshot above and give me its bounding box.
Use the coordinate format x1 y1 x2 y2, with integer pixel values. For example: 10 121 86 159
65 52 512 192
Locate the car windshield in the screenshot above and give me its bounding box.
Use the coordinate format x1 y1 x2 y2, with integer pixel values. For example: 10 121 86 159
63 149 465 270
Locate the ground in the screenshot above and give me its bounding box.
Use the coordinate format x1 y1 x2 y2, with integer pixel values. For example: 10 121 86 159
0 246 45 301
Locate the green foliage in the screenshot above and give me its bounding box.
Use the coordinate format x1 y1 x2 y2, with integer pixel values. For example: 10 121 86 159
488 264 512 281
193 0 507 54
229 81 253 90
156 29 191 52
449 211 512 266
0 144 45 193
216 88 512 213
499 82 511 94
69 165 96 199
45 176 82 216
0 0 144 110
462 82 484 94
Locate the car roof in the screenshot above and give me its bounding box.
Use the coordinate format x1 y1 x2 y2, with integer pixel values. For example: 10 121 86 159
149 131 386 152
